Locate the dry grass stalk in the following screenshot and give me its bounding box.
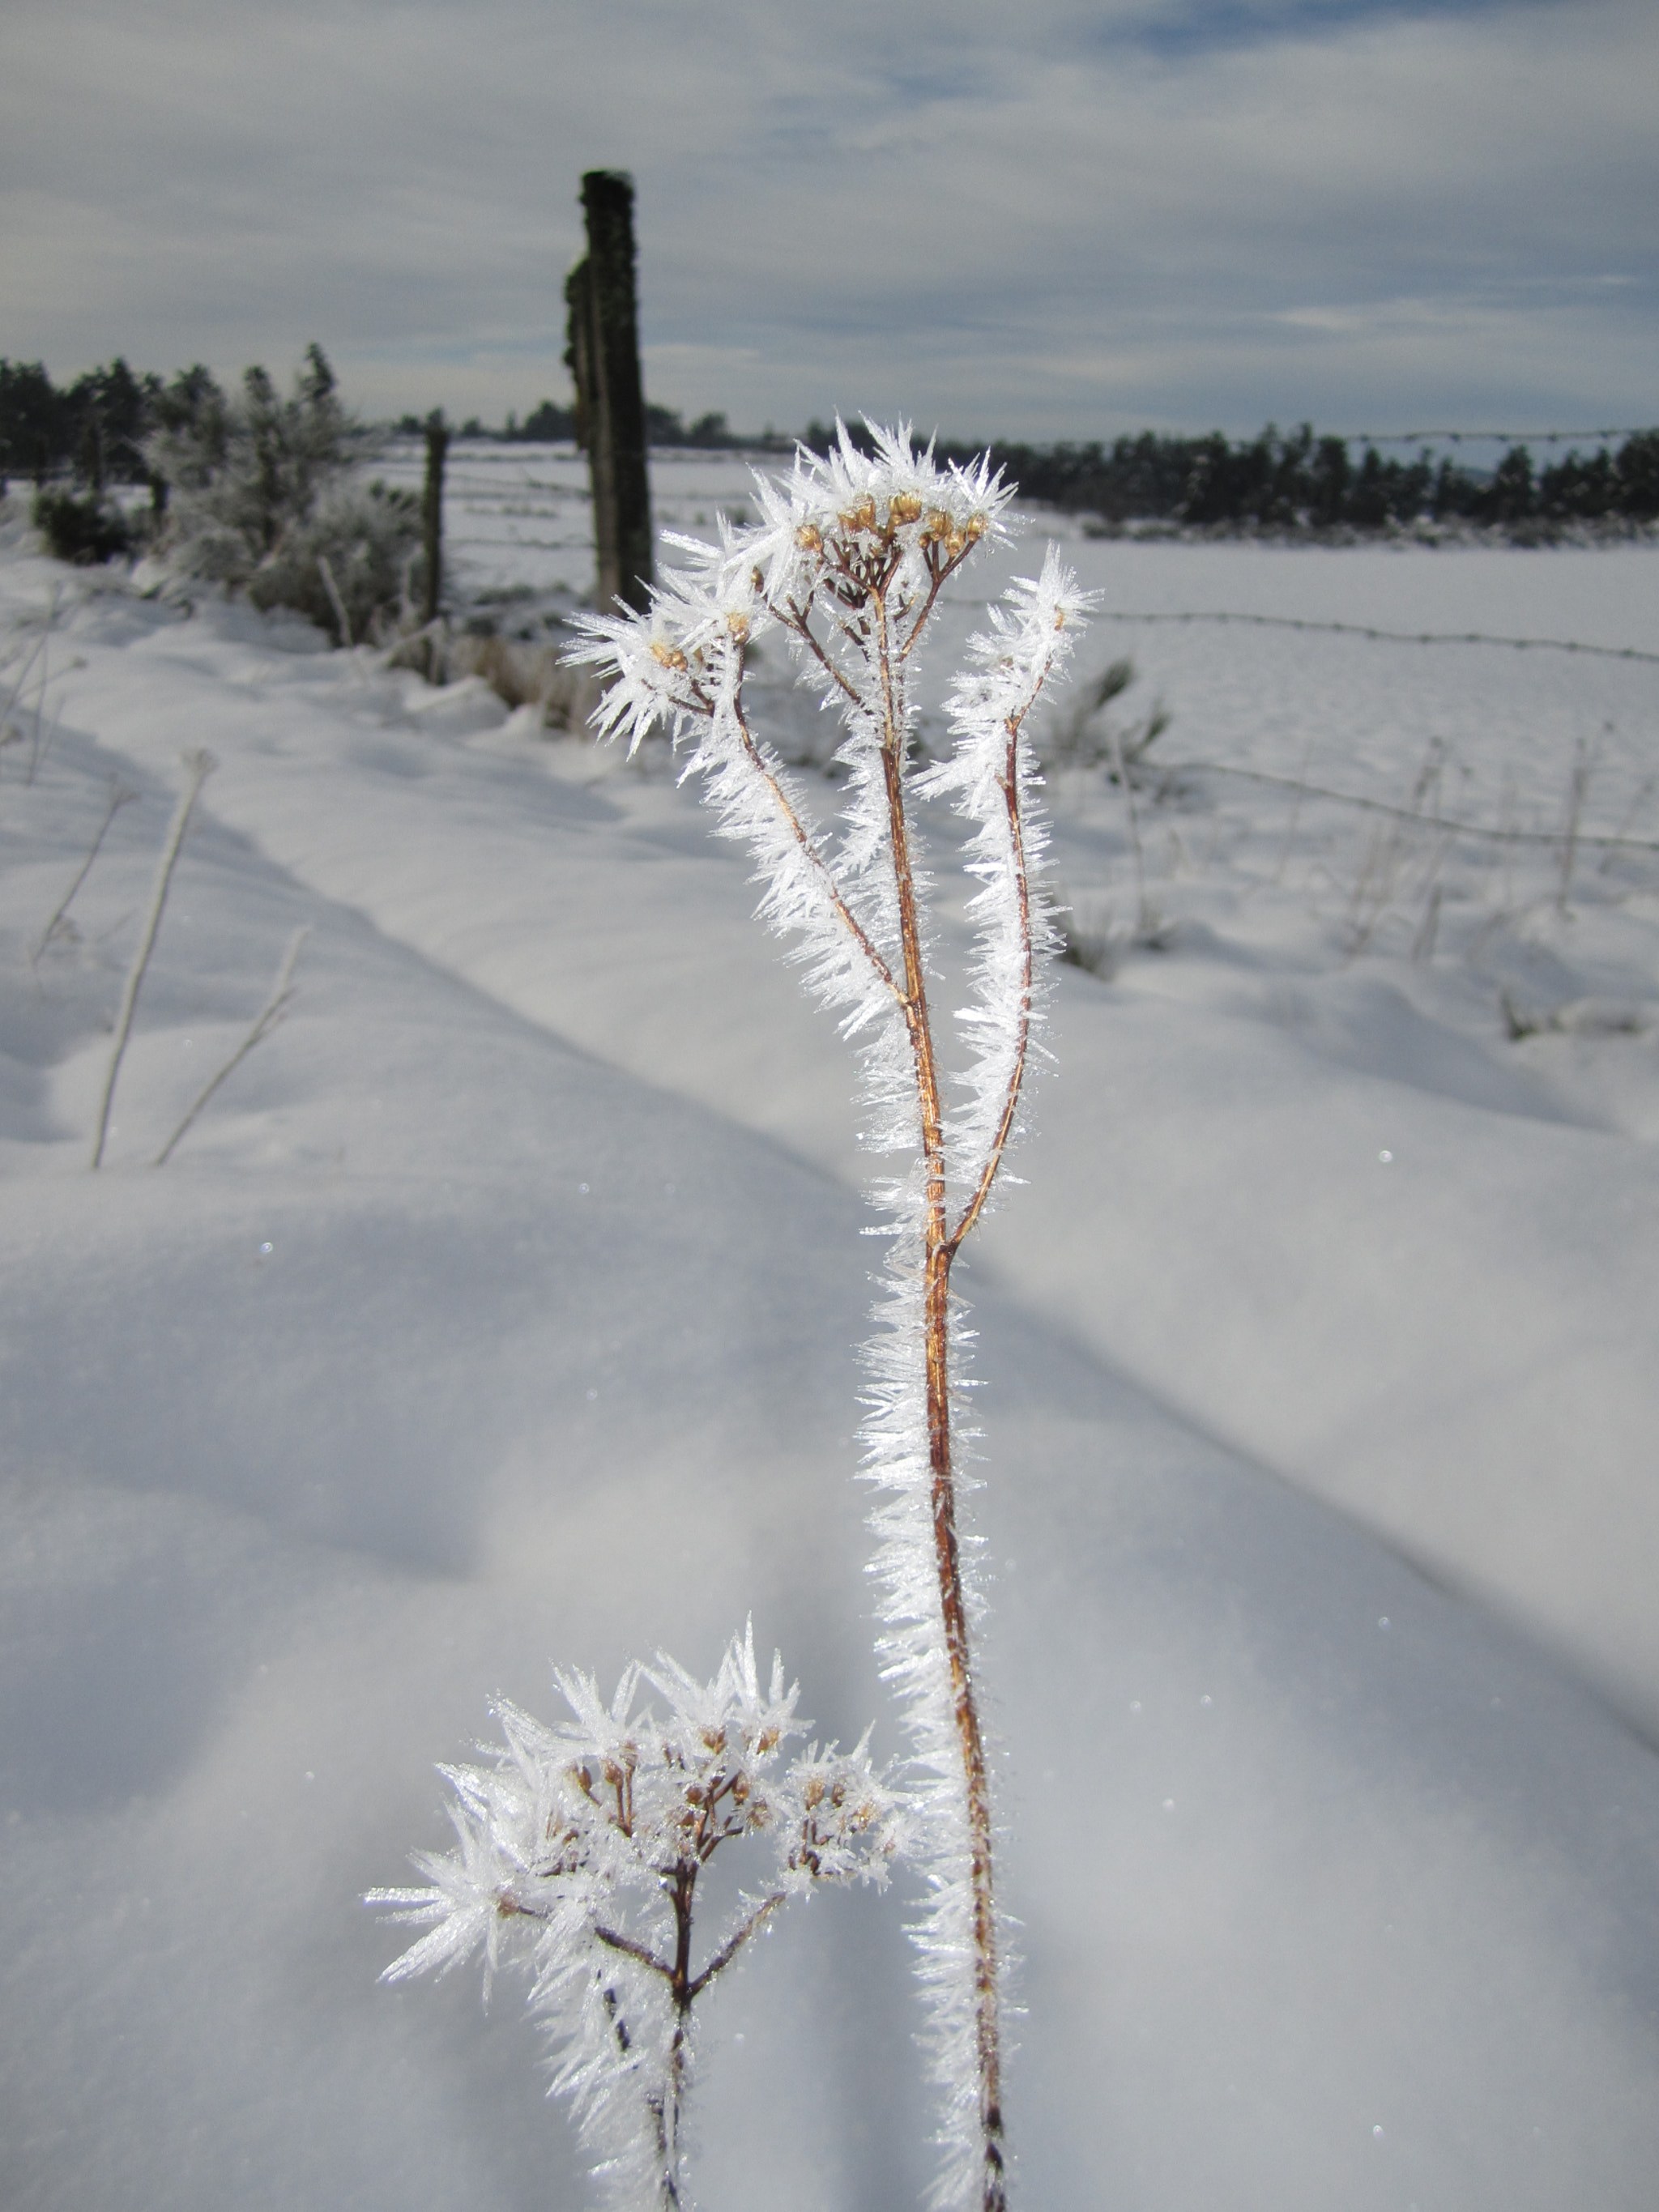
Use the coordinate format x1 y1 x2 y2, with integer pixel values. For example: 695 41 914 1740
32 779 138 965
89 749 215 1169
154 924 309 1166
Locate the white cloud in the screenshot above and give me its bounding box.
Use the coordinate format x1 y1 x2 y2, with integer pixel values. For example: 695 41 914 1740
1 0 1653 436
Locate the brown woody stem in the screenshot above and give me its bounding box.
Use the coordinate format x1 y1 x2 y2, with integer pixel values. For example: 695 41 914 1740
949 694 1045 1255
733 540 1033 2212
687 1892 786 2001
873 585 1009 2212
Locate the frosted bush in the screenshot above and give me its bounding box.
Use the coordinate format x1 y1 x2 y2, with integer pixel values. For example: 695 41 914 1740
371 1626 902 2211
243 479 421 645
146 345 419 641
568 424 1092 2212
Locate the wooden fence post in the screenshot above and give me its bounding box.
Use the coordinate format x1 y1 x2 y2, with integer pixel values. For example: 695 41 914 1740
421 408 450 680
565 169 653 613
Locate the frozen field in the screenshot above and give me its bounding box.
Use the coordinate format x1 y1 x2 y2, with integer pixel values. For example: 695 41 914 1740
2 446 1657 2210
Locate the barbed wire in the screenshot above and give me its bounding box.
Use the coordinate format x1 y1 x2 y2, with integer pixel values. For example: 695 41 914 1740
1089 610 1659 665
1151 759 1659 854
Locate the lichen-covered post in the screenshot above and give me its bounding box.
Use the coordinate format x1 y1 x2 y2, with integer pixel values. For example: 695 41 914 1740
565 168 654 614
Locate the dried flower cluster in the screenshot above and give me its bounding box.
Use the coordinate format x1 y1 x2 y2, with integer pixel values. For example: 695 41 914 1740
371 1626 902 2210
567 424 1092 2212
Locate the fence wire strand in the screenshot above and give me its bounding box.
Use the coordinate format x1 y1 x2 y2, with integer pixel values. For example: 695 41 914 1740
1087 610 1659 665
1149 759 1659 855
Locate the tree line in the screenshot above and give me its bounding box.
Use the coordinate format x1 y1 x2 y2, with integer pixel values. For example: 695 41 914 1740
0 356 156 490
6 356 1655 535
394 400 744 448
937 423 1659 532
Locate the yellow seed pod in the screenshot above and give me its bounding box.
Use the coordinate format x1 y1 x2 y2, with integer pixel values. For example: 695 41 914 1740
795 522 822 552
924 508 953 540
727 611 751 642
888 492 923 526
945 530 966 559
650 638 689 671
965 511 987 543
840 495 877 533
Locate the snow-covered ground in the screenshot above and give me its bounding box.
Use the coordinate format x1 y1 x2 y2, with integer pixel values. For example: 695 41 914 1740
2 449 1657 2210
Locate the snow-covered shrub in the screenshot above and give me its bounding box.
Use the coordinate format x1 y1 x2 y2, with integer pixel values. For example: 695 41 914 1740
373 1626 902 2211
243 479 420 646
569 425 1091 2212
146 346 419 641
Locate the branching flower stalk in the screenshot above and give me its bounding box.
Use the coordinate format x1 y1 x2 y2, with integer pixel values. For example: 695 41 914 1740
372 1627 902 2211
569 425 1092 2212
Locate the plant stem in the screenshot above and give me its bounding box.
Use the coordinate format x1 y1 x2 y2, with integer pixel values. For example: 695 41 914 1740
876 586 1007 2212
90 750 215 1170
317 555 352 649
32 781 137 965
154 924 308 1166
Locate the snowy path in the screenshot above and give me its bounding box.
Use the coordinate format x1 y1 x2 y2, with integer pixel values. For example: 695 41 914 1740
2 511 1659 2210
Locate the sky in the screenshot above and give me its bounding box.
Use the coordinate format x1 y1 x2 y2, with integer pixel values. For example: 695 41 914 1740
2 0 1655 442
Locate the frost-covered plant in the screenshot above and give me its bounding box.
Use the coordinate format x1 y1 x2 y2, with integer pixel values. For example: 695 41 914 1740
568 424 1092 2212
145 346 419 641
372 1626 902 2211
241 478 421 646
